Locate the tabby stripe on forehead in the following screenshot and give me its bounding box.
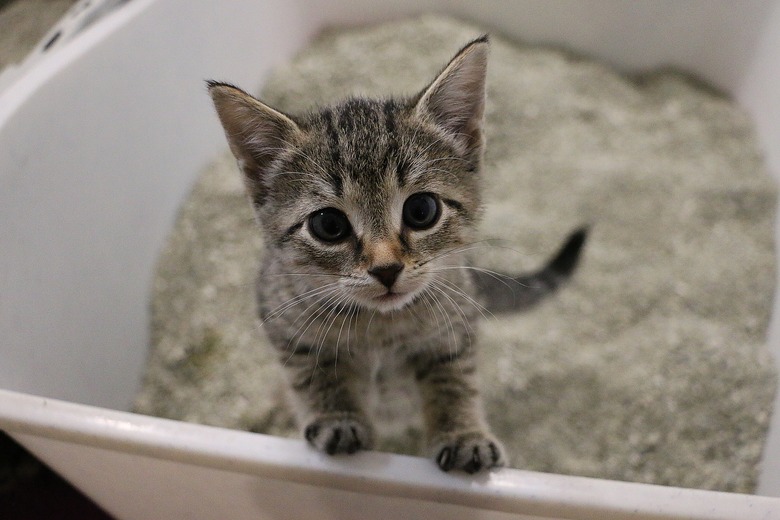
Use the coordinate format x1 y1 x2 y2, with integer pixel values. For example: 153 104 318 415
321 108 344 195
338 99 359 134
382 99 408 186
383 99 397 135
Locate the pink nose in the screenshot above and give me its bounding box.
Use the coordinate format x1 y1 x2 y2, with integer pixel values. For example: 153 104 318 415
368 263 404 289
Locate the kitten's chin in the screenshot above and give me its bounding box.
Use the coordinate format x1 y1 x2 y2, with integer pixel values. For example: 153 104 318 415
360 290 419 314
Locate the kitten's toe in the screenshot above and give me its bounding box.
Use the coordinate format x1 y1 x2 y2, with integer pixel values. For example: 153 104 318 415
432 432 506 473
304 414 373 455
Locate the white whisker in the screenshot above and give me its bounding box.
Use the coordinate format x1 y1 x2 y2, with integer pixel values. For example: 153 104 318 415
364 307 378 343
431 265 522 291
434 276 496 322
419 239 535 269
290 289 344 360
423 284 458 357
417 240 496 267
280 286 342 367
429 279 474 348
335 300 357 362
267 272 360 280
315 293 353 373
261 281 341 324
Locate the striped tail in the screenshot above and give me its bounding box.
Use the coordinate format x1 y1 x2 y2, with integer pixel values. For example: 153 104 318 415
472 227 588 313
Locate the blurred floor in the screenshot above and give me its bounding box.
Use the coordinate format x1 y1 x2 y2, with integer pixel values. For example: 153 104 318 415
0 0 77 69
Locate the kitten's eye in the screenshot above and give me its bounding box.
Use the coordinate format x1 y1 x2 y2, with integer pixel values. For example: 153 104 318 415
309 208 352 243
403 193 440 230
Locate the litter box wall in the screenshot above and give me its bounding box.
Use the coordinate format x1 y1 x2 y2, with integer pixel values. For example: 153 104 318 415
0 0 779 518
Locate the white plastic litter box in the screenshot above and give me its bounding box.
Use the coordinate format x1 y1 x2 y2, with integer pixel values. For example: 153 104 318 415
1 0 780 518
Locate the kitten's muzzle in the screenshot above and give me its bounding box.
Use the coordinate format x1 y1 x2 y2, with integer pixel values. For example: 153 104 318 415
368 263 404 289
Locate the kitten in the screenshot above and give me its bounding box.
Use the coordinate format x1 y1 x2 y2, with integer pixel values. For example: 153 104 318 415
208 36 585 473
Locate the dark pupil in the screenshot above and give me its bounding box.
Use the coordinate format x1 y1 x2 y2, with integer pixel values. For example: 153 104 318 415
403 193 439 229
310 209 350 242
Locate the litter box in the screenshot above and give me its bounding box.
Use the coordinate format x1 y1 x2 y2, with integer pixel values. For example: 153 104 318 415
1 0 779 518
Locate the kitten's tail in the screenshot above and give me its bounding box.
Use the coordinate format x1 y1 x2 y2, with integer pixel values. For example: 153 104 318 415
472 227 588 313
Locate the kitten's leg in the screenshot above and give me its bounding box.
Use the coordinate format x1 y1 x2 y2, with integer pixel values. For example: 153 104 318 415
413 348 506 473
282 350 374 455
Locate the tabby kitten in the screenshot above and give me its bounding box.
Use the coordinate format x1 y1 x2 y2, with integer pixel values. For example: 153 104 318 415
208 36 583 473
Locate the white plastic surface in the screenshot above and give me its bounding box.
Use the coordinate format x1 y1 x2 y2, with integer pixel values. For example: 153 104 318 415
3 389 778 520
0 0 779 518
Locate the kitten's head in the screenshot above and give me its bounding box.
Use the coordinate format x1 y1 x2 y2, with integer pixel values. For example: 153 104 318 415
209 37 489 313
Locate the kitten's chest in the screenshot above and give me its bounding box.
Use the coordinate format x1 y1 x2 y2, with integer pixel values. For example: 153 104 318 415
333 310 438 373
348 313 420 386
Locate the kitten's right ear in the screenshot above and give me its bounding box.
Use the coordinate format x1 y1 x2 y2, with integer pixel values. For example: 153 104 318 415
207 81 300 202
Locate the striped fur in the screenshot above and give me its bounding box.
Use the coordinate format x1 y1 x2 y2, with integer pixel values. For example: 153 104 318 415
209 37 529 473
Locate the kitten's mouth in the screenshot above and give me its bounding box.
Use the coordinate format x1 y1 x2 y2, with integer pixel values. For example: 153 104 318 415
367 289 417 312
375 290 403 301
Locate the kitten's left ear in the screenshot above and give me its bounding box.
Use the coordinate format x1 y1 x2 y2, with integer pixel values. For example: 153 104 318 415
414 36 489 159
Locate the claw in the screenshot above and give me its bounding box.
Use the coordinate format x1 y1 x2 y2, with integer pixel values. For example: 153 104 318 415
489 442 500 464
346 427 360 454
325 427 342 455
304 418 371 455
433 434 505 473
463 446 482 474
436 447 454 471
304 424 319 444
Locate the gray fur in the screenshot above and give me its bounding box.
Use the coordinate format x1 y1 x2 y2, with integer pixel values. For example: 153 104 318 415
208 37 578 472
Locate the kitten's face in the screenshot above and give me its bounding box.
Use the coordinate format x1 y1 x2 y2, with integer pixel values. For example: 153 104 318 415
209 38 489 313
261 99 481 312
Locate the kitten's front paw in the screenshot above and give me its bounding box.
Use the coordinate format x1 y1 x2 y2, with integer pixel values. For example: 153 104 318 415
304 414 374 455
432 432 506 473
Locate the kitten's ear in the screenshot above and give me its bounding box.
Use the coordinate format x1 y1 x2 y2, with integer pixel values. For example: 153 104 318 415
414 36 489 158
208 81 300 202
